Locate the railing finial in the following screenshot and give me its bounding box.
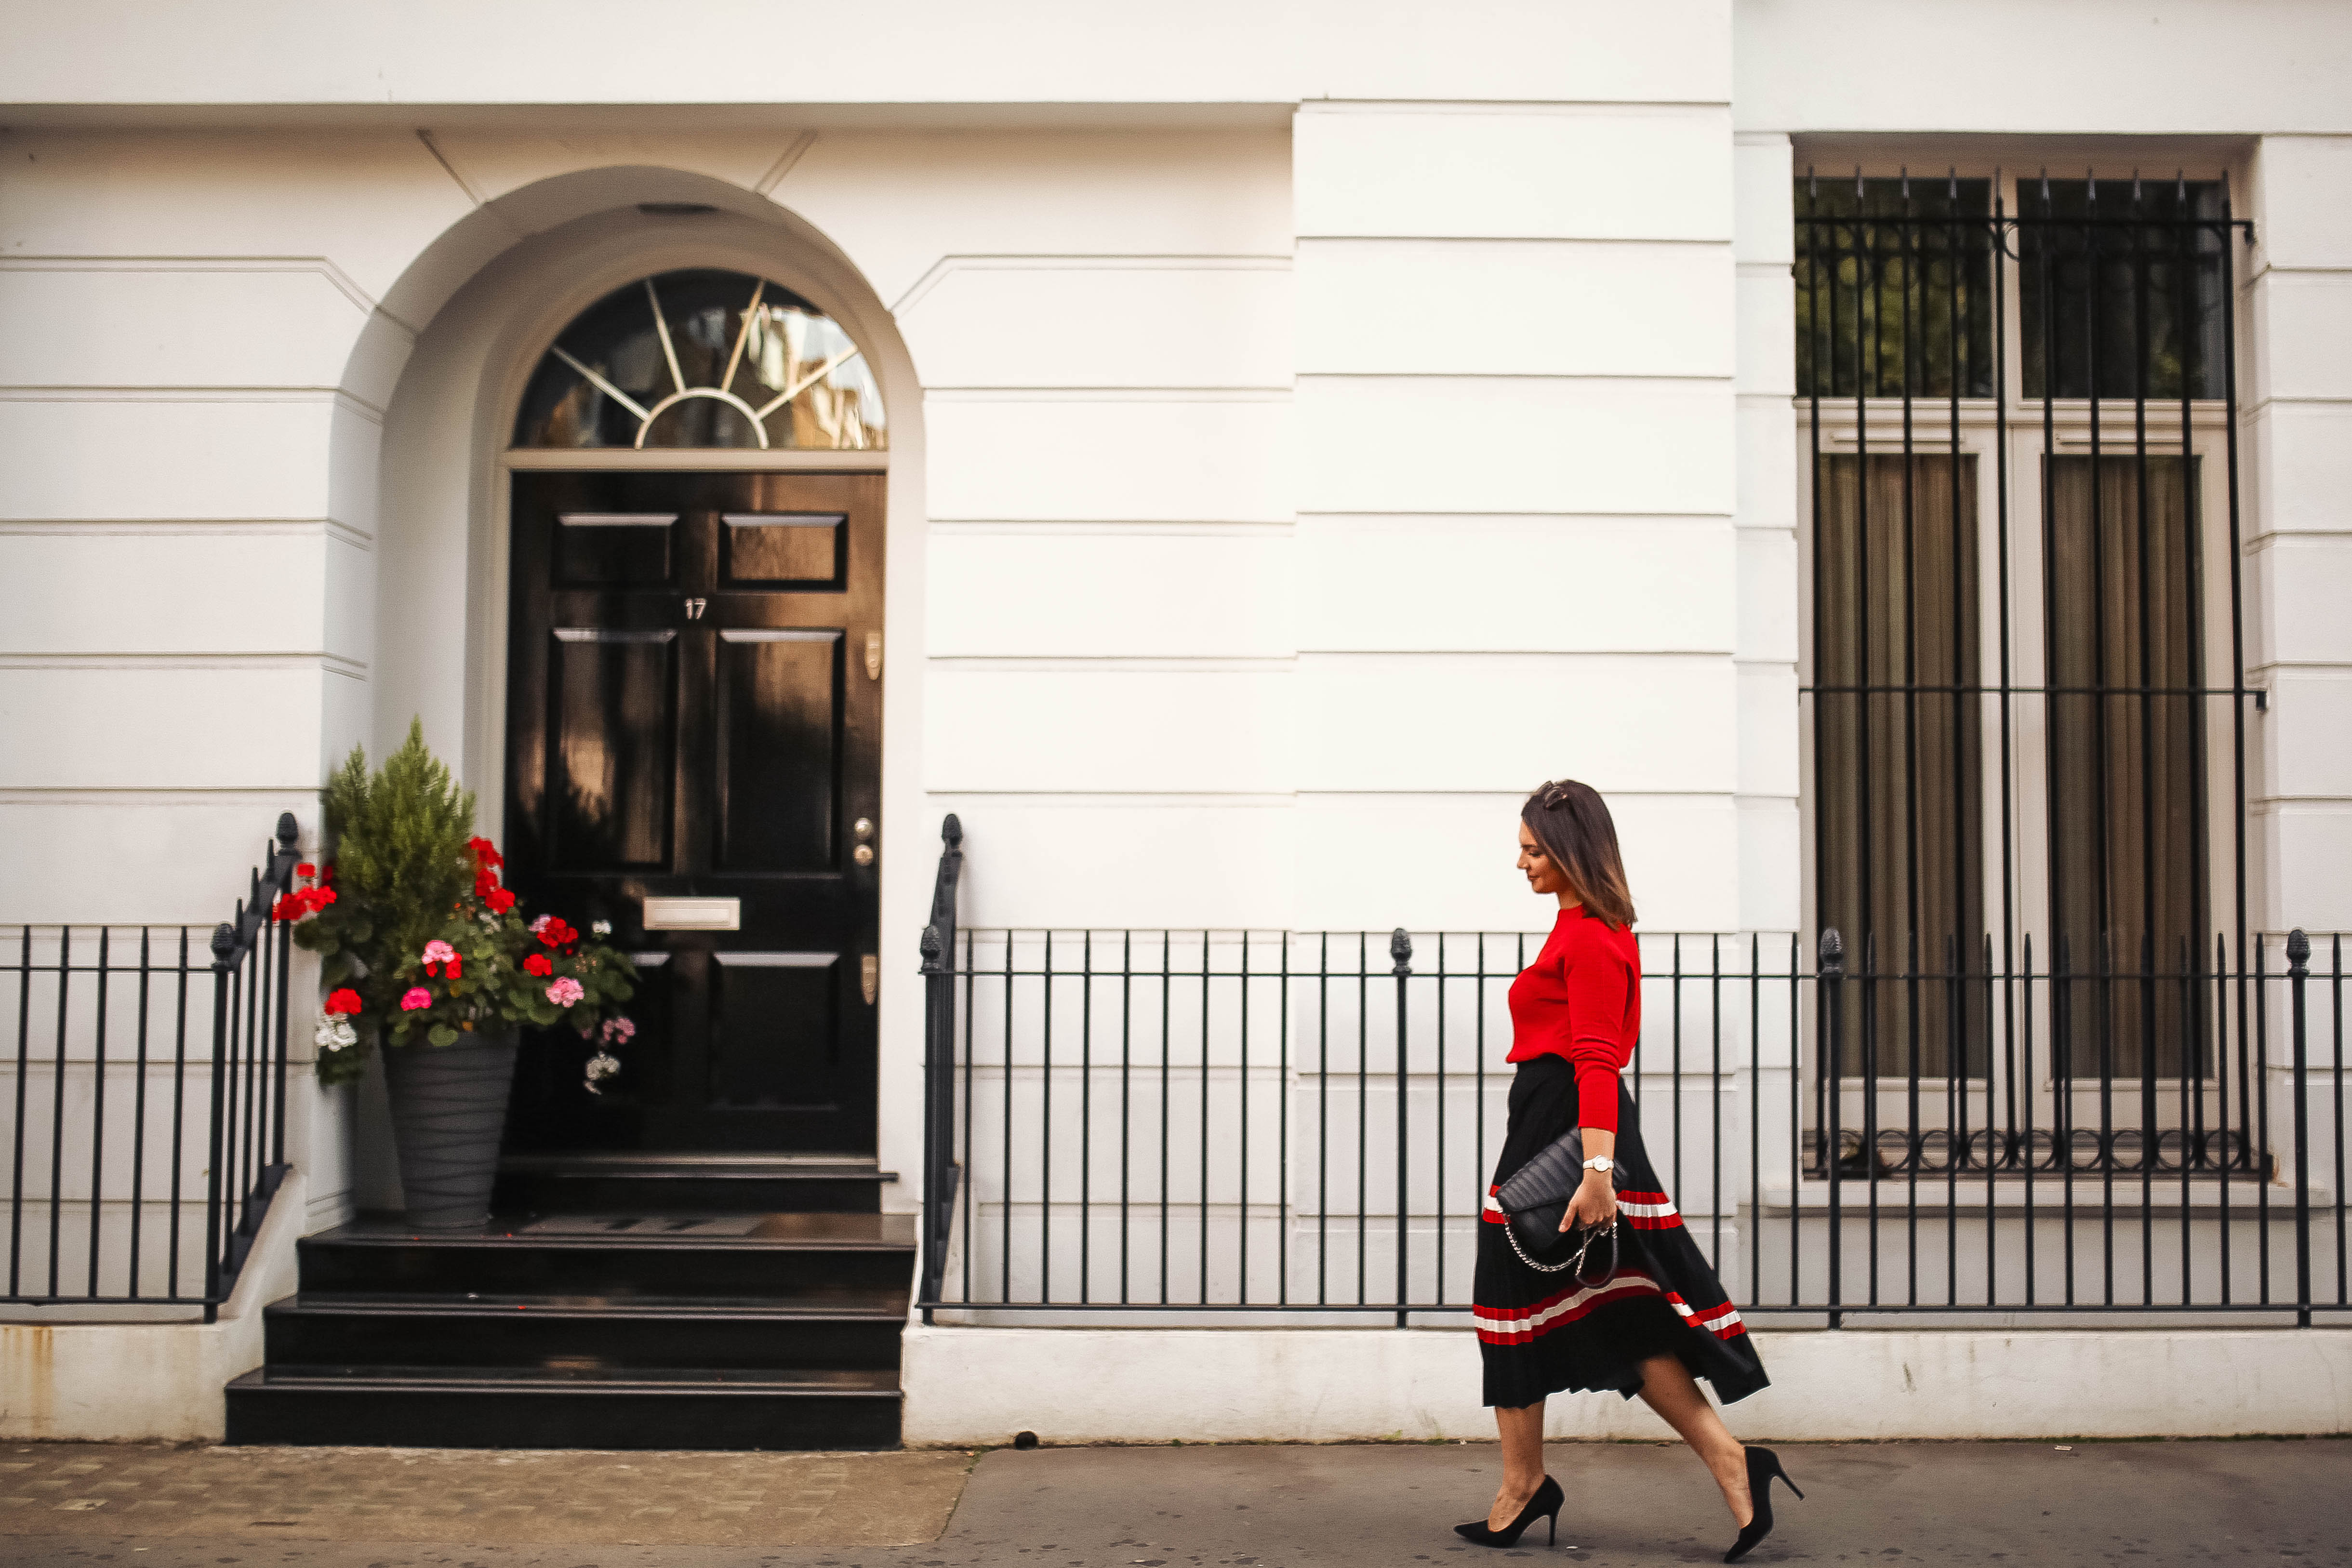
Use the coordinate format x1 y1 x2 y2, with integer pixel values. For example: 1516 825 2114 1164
920 922 943 975
209 921 236 968
275 811 299 850
2287 928 2311 970
1819 926 1845 976
941 812 963 849
1389 928 1412 975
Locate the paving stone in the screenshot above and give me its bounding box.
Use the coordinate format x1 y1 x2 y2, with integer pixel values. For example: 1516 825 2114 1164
4 1438 2346 1568
0 1442 975 1546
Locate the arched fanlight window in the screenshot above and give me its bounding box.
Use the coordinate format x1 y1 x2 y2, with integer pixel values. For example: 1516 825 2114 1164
514 268 886 451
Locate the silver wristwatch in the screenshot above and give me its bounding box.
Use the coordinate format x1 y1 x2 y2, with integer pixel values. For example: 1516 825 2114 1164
1582 1156 1615 1174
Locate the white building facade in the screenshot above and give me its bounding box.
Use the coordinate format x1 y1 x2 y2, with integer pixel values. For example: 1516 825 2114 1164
4 0 2350 1444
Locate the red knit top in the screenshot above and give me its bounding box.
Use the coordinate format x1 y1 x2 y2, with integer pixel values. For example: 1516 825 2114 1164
1505 905 1641 1133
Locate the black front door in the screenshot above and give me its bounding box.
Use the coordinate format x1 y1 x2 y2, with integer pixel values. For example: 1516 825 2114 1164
502 469 884 1154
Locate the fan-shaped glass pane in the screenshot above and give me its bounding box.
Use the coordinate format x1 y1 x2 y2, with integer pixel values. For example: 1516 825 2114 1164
514 268 886 451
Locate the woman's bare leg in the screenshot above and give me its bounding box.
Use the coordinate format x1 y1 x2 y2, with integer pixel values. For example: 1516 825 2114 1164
1633 1354 1753 1528
1488 1401 1548 1529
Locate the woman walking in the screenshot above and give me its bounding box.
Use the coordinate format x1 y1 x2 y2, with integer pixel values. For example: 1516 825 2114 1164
1461 780 1795 1564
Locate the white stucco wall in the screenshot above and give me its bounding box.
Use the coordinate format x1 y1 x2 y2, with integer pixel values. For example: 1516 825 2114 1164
2248 134 2352 931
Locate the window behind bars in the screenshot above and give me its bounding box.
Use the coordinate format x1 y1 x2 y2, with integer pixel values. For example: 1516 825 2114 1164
1796 173 2246 1087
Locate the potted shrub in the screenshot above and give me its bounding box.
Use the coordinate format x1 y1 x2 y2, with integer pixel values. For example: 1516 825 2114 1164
282 721 636 1228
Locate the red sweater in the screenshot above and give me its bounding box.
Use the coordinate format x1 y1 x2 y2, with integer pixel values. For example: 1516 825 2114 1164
1505 906 1641 1133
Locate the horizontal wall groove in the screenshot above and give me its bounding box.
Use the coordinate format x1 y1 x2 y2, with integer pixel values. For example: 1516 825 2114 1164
926 385 1292 399
1297 99 1730 114
930 656 1293 673
1301 512 1733 526
0 385 387 422
928 519 1296 536
929 791 1297 808
0 253 387 320
929 650 1748 666
2248 660 2352 675
0 652 366 674
0 788 321 806
1293 788 1740 799
921 788 1748 804
890 252 1292 312
1296 371 1733 385
0 518 373 544
926 387 1291 403
1298 234 1734 248
1294 508 1735 521
1293 647 1737 660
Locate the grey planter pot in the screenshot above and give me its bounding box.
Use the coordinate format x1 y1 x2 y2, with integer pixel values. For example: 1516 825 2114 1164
383 1033 519 1229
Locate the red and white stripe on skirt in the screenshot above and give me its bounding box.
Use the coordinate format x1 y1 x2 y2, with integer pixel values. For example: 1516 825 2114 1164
1472 1273 1749 1345
1481 1185 1684 1231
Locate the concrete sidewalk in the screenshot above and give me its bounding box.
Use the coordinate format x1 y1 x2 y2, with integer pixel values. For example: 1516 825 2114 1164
4 1437 2346 1566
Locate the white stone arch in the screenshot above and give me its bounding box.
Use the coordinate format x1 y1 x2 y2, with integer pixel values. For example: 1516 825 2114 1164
348 165 921 794
341 167 930 1201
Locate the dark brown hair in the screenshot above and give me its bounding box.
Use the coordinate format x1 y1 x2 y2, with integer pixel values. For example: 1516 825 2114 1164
1521 779 1637 929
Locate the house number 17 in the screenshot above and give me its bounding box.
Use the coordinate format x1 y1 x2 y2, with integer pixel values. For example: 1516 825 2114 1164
684 598 708 620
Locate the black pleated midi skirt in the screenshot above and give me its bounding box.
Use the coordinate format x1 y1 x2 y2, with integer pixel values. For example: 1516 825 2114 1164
1474 1054 1770 1409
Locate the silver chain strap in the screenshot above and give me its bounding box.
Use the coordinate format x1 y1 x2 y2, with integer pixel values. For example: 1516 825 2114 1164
1504 1214 1619 1280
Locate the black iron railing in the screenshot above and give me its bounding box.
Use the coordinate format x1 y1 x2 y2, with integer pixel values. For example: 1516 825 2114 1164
918 813 965 1316
916 916 2346 1326
3 815 303 1320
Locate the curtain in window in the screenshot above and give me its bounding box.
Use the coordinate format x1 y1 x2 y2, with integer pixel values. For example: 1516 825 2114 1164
2044 455 2207 1079
1815 454 1984 1077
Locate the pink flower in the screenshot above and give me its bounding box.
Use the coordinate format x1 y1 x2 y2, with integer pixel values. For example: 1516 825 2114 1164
545 977 585 1008
602 1017 636 1045
399 987 433 1011
421 940 457 966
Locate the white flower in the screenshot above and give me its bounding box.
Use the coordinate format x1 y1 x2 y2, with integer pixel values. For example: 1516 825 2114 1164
314 1014 359 1053
591 919 612 938
583 1050 622 1095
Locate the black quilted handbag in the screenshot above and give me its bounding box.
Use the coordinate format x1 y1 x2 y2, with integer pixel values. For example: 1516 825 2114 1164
1494 1126 1624 1280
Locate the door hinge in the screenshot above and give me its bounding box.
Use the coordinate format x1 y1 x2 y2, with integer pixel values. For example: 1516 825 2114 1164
860 953 878 1006
864 630 882 681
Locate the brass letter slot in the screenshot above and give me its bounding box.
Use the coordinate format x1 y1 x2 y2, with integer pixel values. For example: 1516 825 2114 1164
642 896 742 931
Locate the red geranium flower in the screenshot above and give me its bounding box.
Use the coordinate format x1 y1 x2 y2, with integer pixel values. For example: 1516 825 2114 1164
272 884 337 921
296 863 316 878
537 917 577 949
523 953 553 977
325 988 363 1015
486 887 517 914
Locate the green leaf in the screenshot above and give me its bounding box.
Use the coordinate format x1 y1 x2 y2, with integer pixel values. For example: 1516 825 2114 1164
427 1023 459 1047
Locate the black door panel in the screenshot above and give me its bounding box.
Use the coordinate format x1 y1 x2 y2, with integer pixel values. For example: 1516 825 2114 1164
503 470 884 1154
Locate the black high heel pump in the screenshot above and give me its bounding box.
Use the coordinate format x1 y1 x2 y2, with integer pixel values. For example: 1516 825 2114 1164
1455 1474 1562 1548
1722 1446 1802 1563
